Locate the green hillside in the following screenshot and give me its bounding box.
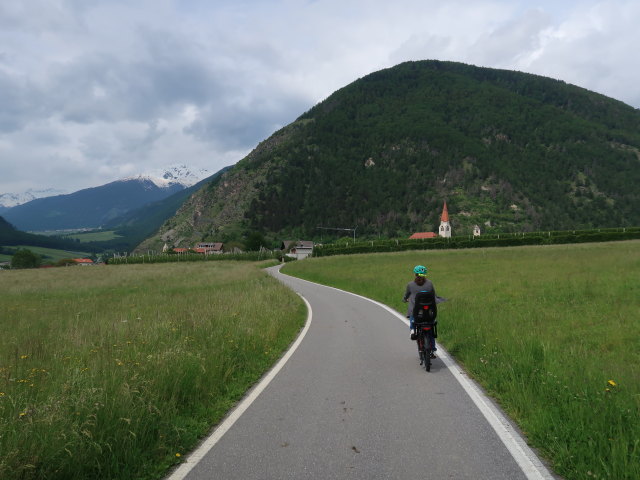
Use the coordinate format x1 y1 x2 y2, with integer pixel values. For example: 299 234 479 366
137 61 640 252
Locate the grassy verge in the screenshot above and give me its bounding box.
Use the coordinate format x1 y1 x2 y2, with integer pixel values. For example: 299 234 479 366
0 262 305 479
282 240 640 480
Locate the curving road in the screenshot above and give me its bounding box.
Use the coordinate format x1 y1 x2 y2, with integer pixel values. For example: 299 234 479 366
167 266 556 480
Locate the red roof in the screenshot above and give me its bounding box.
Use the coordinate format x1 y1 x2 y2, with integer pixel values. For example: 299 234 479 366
73 258 94 264
409 232 438 239
441 202 449 222
173 248 189 253
194 247 221 254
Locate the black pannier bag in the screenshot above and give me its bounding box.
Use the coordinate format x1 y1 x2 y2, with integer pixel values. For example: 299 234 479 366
413 290 438 326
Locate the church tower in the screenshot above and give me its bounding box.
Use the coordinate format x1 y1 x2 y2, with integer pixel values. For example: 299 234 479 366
439 202 451 238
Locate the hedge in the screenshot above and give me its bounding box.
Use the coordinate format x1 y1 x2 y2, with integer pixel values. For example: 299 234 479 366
312 228 640 257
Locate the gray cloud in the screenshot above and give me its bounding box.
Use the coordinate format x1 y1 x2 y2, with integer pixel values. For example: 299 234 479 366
468 9 553 67
1 0 639 195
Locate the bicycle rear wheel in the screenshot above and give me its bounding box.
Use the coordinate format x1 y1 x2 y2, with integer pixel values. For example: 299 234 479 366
424 331 432 372
416 334 425 366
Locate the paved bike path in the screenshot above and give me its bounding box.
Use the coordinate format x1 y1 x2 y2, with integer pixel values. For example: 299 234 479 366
170 266 551 479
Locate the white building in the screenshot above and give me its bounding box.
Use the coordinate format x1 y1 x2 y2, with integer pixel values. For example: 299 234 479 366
284 240 314 259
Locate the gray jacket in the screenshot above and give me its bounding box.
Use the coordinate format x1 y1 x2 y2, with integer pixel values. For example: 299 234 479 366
404 279 436 317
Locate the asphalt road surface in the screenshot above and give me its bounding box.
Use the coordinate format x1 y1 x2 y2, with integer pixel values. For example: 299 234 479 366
168 266 555 480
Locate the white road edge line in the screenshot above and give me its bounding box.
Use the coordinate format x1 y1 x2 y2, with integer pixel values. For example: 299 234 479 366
165 294 313 480
278 269 555 480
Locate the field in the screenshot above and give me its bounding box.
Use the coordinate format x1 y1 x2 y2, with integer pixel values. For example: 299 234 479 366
63 230 122 242
282 240 640 480
11 245 92 262
0 261 305 480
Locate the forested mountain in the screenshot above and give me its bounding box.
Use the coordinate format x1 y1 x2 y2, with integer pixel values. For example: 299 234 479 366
136 60 640 252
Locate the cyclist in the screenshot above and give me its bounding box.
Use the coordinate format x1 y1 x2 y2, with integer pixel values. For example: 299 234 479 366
403 265 437 357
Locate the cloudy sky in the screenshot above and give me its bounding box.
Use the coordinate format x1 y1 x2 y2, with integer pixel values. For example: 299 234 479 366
1 0 639 195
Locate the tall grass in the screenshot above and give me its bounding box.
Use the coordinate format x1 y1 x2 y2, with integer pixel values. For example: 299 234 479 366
283 240 640 480
0 262 305 479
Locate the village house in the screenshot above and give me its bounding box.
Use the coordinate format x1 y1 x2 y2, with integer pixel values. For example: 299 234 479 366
164 242 224 254
282 240 314 259
73 258 94 266
195 242 224 254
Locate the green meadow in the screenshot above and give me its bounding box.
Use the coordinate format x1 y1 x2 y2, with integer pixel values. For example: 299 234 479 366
283 240 640 480
12 245 92 262
2 242 638 480
63 230 122 242
0 261 305 480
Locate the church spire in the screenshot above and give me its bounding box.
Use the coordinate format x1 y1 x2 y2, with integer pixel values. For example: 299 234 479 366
439 201 451 238
441 201 449 222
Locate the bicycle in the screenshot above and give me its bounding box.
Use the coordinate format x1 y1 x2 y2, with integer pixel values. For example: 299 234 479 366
415 321 436 372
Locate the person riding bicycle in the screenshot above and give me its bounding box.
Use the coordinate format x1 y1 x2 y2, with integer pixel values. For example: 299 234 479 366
403 265 437 357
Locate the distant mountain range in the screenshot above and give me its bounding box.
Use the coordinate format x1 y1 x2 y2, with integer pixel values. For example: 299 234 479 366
0 188 67 214
135 60 640 252
1 165 212 232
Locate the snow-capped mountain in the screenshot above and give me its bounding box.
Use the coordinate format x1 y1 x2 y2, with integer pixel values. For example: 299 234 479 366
124 165 211 189
2 177 186 231
1 165 214 231
0 188 67 209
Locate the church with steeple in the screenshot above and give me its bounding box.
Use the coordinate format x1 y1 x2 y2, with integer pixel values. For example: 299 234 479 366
409 201 482 239
438 201 451 238
408 201 453 240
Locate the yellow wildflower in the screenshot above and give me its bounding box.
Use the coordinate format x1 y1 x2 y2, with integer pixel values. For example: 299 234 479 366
607 380 617 387
175 453 181 458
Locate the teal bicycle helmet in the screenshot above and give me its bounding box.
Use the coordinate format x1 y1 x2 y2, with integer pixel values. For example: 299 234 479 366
413 265 427 276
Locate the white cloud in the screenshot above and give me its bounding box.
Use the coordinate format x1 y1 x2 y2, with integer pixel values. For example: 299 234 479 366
519 1 640 106
1 0 639 195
